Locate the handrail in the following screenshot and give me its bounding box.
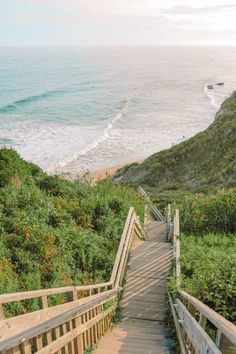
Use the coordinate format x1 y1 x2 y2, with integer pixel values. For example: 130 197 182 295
169 208 236 354
0 289 120 353
0 291 112 341
110 207 143 288
138 186 165 221
179 291 236 346
0 282 113 321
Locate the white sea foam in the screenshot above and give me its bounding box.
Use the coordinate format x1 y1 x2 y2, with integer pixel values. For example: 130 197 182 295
51 99 130 171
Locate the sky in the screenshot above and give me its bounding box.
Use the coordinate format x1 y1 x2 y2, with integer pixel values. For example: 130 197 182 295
1 0 236 46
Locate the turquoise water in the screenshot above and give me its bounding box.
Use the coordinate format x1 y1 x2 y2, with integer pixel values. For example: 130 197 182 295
0 46 236 174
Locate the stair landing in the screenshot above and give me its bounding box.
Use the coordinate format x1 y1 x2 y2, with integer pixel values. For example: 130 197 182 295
94 221 173 354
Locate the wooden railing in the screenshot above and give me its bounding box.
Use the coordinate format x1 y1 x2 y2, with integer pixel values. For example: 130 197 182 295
110 207 144 288
0 283 113 321
168 208 236 354
0 207 143 353
138 186 165 222
0 289 118 353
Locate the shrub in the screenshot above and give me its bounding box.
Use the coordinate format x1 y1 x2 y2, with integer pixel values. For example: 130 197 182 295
176 189 236 234
180 233 236 323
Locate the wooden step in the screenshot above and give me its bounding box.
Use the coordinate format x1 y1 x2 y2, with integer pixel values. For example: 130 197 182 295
94 346 168 354
108 328 165 340
120 299 168 310
120 318 166 329
121 294 166 305
121 309 166 322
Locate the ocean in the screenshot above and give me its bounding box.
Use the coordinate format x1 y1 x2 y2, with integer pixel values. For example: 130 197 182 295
0 46 235 176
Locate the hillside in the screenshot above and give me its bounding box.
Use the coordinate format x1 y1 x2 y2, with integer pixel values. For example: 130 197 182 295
0 148 144 314
114 92 236 192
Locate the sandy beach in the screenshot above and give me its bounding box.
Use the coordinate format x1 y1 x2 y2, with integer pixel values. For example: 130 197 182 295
89 159 143 183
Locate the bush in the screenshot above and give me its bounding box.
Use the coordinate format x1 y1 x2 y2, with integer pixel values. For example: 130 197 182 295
176 189 236 234
180 233 236 323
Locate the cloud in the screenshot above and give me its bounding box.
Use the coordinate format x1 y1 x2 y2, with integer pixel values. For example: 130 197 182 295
1 0 236 45
161 4 236 15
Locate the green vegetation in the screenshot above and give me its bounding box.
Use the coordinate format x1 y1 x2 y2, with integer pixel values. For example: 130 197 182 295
180 233 236 323
169 190 236 324
176 189 236 234
0 148 144 307
114 91 236 192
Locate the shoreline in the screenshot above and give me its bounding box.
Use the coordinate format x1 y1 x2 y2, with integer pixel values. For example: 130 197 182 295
88 159 144 183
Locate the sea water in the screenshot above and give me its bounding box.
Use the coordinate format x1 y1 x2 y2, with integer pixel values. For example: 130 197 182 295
0 46 235 175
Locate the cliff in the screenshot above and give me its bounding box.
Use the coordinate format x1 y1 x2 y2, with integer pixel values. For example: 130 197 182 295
114 92 236 192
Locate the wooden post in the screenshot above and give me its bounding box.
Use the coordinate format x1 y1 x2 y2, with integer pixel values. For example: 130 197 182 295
175 209 180 236
167 204 171 241
35 335 43 351
71 290 83 354
68 321 76 354
217 332 235 354
199 313 207 329
0 303 5 320
20 341 32 354
176 238 181 287
41 295 48 309
174 209 181 287
144 204 149 227
167 204 171 221
72 287 77 302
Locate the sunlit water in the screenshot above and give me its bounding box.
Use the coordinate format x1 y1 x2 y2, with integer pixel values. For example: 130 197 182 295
0 46 235 176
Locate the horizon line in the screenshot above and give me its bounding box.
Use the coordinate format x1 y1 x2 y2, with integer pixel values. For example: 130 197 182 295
1 43 236 48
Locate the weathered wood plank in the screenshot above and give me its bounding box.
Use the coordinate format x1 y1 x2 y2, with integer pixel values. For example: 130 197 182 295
176 299 222 354
179 290 236 345
110 208 134 285
0 287 75 304
0 282 112 308
168 292 188 354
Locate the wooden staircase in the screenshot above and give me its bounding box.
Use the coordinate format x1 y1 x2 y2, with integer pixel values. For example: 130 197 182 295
94 221 173 354
0 190 236 354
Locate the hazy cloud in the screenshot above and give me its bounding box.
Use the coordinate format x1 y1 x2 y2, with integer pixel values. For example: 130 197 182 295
161 4 236 15
1 0 236 45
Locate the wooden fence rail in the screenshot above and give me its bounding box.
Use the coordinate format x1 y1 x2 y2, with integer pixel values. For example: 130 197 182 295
110 207 143 288
0 289 119 354
169 207 236 354
0 283 113 321
138 186 165 221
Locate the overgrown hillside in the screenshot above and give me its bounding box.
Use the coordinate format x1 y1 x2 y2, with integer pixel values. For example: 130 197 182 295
169 191 236 324
114 91 236 192
0 149 144 315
